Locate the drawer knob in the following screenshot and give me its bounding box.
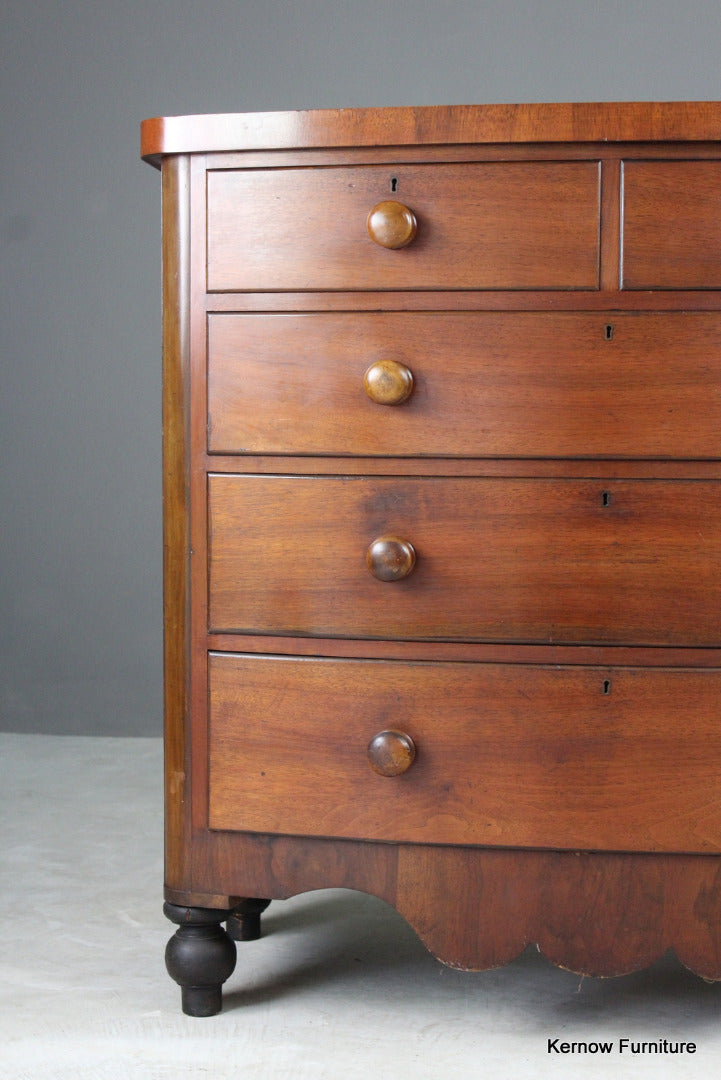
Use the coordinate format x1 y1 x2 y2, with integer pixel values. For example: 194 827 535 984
366 536 416 581
364 359 415 405
367 200 418 249
367 729 416 777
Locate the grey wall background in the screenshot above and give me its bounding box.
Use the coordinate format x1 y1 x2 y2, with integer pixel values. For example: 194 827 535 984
2 0 721 736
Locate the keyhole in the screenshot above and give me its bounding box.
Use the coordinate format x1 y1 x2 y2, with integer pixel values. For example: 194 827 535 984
390 177 398 193
604 324 614 340
602 679 612 695
601 491 610 507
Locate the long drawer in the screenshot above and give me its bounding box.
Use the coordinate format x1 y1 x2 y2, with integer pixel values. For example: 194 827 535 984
207 311 721 458
208 475 721 646
208 653 721 853
206 161 601 291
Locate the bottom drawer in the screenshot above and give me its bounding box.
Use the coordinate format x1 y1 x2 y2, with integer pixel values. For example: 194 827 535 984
208 653 721 854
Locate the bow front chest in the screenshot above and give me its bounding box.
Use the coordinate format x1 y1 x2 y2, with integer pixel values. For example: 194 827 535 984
141 102 721 1015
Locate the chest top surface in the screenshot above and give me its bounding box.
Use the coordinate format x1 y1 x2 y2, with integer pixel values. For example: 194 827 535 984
141 101 721 164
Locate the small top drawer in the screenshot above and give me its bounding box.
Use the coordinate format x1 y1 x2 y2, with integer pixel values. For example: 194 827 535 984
622 160 721 289
206 161 601 292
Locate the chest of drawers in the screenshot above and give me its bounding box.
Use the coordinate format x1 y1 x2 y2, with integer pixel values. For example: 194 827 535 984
141 102 721 1015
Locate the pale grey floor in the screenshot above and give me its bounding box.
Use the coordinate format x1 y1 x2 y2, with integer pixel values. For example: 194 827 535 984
2 733 720 1079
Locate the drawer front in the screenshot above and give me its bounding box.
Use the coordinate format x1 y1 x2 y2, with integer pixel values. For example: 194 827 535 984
622 160 721 289
208 311 721 458
208 653 721 853
208 475 721 646
206 162 601 291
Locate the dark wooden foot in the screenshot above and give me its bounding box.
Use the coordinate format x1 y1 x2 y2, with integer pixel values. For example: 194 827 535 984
226 898 271 942
164 903 237 1016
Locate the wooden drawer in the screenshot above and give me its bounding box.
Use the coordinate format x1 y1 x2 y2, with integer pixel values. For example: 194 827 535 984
206 162 601 291
208 311 721 458
622 161 721 289
208 475 721 646
208 653 721 853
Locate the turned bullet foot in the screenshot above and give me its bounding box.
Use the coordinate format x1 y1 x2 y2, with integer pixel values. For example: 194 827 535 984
227 898 271 942
164 903 237 1016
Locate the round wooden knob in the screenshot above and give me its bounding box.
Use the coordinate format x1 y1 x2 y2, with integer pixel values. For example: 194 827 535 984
367 200 418 249
364 360 414 405
366 536 416 581
367 730 416 777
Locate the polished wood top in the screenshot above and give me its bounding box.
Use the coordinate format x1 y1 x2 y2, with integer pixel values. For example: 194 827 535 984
141 101 721 165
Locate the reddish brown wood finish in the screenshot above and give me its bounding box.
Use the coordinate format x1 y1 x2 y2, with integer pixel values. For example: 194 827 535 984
208 474 721 646
365 535 417 582
205 287 721 313
622 160 721 288
207 311 721 458
366 729 417 777
208 653 721 853
160 156 192 896
394 847 721 977
363 358 415 406
141 101 721 163
205 634 721 668
366 200 418 249
144 103 721 1001
182 834 721 978
206 457 721 479
206 162 601 291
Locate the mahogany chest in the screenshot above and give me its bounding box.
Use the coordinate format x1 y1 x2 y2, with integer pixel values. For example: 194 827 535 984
141 102 721 1015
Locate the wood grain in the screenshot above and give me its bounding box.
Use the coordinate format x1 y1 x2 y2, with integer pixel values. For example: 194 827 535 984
208 311 721 458
182 831 721 978
206 162 600 291
208 653 721 853
395 846 721 977
622 160 721 288
161 156 192 895
145 103 721 997
204 633 721 669
204 288 721 313
208 475 721 646
141 102 721 163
